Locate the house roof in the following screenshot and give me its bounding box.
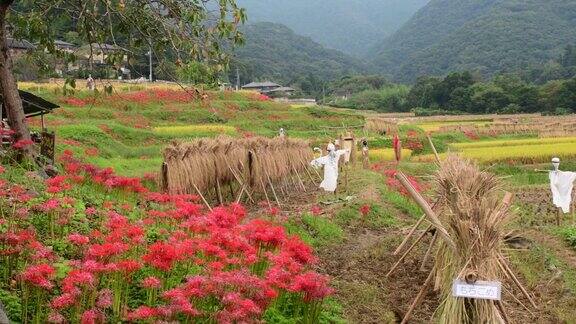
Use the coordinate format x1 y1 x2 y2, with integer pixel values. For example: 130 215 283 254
7 38 36 50
242 81 280 88
266 87 295 93
54 40 76 48
1 90 60 118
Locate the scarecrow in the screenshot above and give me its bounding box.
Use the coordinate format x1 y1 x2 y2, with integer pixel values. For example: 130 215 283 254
310 143 349 193
361 138 369 169
549 157 576 219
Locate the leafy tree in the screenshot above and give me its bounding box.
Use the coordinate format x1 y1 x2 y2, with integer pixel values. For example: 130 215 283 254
406 76 441 109
0 0 245 157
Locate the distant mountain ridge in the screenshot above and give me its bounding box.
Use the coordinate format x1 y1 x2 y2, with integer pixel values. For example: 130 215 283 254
370 0 576 82
231 22 369 87
237 0 429 56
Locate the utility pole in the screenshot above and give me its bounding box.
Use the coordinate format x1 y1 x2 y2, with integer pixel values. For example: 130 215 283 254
148 45 153 82
236 66 240 91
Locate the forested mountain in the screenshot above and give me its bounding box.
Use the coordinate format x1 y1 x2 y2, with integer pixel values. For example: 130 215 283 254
370 0 576 82
237 0 429 56
230 23 369 91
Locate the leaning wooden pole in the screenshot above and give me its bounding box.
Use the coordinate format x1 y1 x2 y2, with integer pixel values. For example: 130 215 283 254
387 224 433 278
400 269 434 324
396 172 456 250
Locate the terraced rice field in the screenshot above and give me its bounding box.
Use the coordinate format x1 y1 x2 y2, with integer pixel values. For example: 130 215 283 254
153 124 237 137
416 137 576 163
370 148 412 162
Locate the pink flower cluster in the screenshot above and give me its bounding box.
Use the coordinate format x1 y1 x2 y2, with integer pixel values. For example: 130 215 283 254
0 151 333 323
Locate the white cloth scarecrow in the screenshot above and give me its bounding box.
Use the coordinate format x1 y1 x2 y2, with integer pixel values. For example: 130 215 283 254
549 157 576 214
310 143 349 192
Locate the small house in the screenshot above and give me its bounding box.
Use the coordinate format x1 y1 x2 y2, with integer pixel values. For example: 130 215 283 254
241 81 281 93
7 38 36 58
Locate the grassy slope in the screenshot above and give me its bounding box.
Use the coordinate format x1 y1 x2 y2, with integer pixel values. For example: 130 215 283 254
17 83 576 321
24 85 363 176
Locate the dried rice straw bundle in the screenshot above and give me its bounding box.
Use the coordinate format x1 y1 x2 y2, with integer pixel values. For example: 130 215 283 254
433 154 513 324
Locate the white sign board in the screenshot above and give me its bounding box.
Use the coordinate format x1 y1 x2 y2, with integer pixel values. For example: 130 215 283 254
452 280 501 301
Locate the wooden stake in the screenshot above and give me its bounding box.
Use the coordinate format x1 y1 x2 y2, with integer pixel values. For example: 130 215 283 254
394 215 427 255
495 300 510 324
497 254 538 309
266 172 281 207
396 172 456 250
260 179 272 208
420 232 437 271
400 269 434 324
426 135 440 163
227 164 255 203
387 224 433 278
236 186 245 203
216 178 223 205
292 166 307 192
192 183 212 212
394 199 439 256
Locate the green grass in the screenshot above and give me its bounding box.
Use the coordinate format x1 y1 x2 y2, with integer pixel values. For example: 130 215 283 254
153 125 237 137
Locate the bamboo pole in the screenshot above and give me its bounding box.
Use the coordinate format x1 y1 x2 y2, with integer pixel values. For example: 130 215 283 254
400 269 434 324
387 224 433 278
497 254 538 309
394 215 427 256
260 179 272 208
266 172 281 207
216 178 223 205
192 183 212 212
393 199 439 256
420 232 437 271
495 300 510 324
396 172 456 250
426 135 440 163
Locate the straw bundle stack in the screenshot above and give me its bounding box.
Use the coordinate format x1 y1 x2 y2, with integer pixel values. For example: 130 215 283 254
162 136 312 196
163 137 248 195
433 155 513 323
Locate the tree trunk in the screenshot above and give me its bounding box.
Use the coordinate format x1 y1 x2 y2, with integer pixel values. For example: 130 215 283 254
0 3 33 156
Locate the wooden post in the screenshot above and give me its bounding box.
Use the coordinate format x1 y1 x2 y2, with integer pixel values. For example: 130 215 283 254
216 178 224 205
161 162 169 192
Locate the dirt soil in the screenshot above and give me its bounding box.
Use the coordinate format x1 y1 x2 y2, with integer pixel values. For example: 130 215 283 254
317 209 573 323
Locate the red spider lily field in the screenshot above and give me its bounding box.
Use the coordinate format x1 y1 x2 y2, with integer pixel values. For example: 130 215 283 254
2 82 576 323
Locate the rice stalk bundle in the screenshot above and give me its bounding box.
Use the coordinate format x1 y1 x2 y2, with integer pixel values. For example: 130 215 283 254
162 136 312 196
433 155 513 324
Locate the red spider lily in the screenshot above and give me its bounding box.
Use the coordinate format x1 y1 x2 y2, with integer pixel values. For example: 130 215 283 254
84 147 99 157
68 233 90 245
289 271 334 302
96 289 113 309
359 204 371 217
13 139 35 150
142 276 162 289
142 241 180 271
243 219 286 247
310 205 322 216
127 306 158 320
80 308 103 324
0 165 4 174
20 263 56 289
63 97 87 107
48 312 66 323
51 292 78 309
